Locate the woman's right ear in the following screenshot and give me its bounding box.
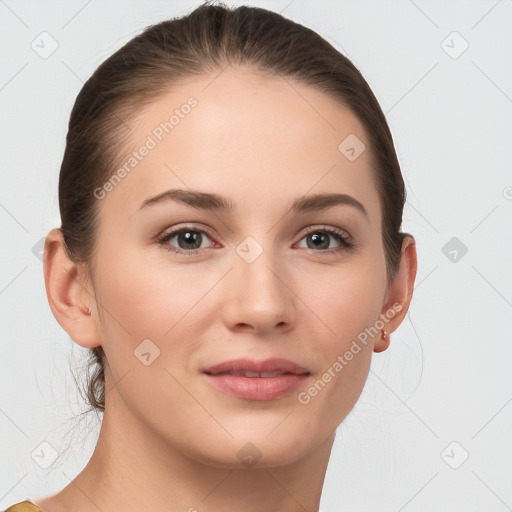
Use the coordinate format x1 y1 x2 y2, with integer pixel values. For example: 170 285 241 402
43 228 101 349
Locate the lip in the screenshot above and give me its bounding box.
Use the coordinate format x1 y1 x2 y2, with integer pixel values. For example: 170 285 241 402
202 358 310 401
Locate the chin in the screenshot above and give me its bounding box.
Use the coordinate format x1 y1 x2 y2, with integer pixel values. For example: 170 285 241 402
187 423 321 470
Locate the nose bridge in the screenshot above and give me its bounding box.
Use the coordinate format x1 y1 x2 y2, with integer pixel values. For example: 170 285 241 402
237 233 285 300
223 233 294 331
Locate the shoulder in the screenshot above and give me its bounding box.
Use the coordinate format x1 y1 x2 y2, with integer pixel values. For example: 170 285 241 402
2 500 45 512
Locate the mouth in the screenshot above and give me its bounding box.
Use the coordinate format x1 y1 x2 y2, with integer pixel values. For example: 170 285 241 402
206 370 303 377
202 358 311 401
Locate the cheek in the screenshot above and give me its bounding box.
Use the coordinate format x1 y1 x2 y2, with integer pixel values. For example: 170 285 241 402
90 250 167 378
303 254 386 344
92 247 217 381
94 246 200 337
295 300 376 441
90 252 199 425
291 256 384 424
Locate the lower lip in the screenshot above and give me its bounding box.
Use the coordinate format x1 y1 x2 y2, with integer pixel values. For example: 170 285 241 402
203 373 309 401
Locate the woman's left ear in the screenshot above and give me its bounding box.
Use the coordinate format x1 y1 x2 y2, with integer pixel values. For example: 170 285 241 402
374 234 417 353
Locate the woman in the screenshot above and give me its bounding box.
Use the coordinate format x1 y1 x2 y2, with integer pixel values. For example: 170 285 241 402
6 2 416 511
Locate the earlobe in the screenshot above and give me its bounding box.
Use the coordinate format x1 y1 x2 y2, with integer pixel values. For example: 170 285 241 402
43 228 101 349
373 234 417 353
373 330 390 353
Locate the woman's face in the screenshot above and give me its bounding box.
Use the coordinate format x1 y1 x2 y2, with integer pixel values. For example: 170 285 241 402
86 67 397 467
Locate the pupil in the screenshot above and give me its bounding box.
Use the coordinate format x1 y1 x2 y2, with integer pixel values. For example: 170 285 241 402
310 232 328 250
180 231 200 249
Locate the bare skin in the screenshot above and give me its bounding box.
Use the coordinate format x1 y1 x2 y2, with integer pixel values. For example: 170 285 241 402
38 66 417 512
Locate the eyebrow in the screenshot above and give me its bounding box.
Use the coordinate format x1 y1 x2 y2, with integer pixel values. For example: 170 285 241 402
138 188 368 219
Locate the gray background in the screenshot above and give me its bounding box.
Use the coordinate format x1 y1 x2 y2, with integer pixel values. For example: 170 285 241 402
1 0 511 510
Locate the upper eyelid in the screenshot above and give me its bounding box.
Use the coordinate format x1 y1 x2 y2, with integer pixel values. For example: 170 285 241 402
160 224 216 241
159 224 352 246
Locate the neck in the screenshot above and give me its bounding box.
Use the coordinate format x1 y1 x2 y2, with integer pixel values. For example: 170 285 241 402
41 397 335 512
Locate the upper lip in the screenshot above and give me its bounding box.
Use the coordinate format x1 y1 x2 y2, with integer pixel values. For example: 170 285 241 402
203 358 310 376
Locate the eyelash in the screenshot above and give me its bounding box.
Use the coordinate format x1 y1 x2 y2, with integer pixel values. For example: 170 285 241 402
156 224 355 257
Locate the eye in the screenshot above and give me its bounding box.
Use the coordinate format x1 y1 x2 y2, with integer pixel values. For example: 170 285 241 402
157 224 355 257
157 226 216 256
296 226 354 254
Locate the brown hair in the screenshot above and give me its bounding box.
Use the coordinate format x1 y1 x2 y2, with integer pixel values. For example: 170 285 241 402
59 1 408 414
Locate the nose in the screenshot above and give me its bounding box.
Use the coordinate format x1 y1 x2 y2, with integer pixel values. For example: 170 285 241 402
220 246 296 336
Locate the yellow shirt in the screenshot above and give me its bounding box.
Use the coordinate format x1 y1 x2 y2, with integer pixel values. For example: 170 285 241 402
3 500 45 512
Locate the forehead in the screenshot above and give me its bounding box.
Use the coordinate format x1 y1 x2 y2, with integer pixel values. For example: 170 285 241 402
97 66 381 224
